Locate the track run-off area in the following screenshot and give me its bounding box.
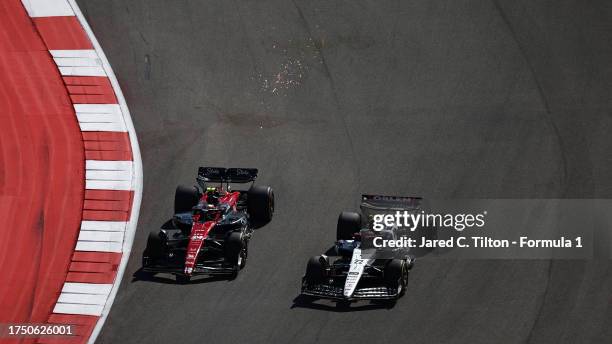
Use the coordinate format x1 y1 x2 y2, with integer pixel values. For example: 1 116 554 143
77 1 612 343
1 1 141 343
0 0 84 332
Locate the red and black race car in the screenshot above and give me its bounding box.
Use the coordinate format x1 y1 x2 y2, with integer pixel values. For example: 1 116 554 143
142 167 274 282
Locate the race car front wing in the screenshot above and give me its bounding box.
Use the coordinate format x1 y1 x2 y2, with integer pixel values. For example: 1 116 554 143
301 280 399 300
143 257 237 277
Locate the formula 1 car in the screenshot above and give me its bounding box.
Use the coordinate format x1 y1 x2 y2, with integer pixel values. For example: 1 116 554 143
142 167 274 282
300 195 420 303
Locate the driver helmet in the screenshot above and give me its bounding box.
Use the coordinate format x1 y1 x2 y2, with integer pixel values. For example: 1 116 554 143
205 187 220 205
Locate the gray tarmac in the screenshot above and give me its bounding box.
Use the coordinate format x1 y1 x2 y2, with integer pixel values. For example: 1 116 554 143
76 1 612 343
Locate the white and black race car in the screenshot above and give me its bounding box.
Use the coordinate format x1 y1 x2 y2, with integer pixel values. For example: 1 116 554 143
300 195 422 303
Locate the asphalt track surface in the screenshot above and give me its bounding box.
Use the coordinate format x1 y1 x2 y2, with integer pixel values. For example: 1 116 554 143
77 1 612 343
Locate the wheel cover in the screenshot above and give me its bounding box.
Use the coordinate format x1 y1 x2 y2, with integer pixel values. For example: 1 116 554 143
237 243 247 268
269 191 275 214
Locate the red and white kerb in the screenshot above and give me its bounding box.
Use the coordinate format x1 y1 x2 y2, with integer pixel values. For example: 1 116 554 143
21 0 139 342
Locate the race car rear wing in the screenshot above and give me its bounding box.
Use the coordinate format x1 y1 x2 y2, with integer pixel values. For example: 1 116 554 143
197 167 258 183
360 194 423 210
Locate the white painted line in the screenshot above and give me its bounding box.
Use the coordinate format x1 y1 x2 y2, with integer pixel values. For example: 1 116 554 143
77 113 127 132
77 113 122 123
79 122 126 131
21 0 74 17
75 104 122 114
67 1 144 343
86 160 133 171
78 230 124 243
86 170 132 181
58 293 108 306
76 241 123 253
62 283 112 295
81 221 128 232
75 104 127 132
21 0 141 340
79 122 127 132
85 179 132 191
51 50 99 59
54 57 102 68
58 66 106 77
54 303 104 316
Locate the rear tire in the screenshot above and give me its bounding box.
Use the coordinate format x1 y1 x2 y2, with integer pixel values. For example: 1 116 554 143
305 256 327 285
247 185 274 224
337 212 361 240
174 185 199 213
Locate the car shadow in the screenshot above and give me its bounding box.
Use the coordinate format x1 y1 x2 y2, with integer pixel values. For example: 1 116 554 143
251 218 272 230
290 294 396 312
131 268 230 285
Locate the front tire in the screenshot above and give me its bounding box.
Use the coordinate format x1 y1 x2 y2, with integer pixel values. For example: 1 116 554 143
225 232 247 270
142 230 164 267
385 259 408 297
304 256 327 285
